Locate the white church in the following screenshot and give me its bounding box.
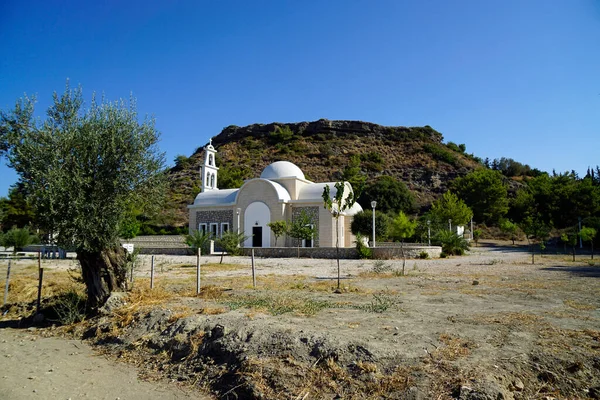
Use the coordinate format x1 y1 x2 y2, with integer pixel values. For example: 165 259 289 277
188 141 363 248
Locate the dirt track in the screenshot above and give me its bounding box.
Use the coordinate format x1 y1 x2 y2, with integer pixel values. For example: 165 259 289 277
0 328 207 400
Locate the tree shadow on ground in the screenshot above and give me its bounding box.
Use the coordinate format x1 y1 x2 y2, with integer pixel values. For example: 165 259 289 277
540 265 600 278
474 244 530 253
0 319 28 329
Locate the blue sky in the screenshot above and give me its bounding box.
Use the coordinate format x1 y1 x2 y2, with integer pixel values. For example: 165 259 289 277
1 1 599 197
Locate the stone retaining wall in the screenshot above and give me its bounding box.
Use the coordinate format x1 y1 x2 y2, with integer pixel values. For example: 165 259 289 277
241 247 359 259
137 247 191 255
372 246 441 259
241 245 442 259
117 236 442 259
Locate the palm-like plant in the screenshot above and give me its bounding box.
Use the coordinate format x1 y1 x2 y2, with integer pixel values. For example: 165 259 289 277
436 230 470 256
185 230 211 255
215 231 249 263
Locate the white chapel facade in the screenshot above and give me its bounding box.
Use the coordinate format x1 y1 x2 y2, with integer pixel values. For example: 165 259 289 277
188 141 363 248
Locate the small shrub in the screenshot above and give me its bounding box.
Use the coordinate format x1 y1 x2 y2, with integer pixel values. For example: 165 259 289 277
422 143 458 166
392 268 404 277
355 233 372 259
371 260 391 274
418 251 429 259
52 290 87 325
361 293 395 313
440 252 448 258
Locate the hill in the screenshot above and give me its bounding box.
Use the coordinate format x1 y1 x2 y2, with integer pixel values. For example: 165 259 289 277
160 119 483 228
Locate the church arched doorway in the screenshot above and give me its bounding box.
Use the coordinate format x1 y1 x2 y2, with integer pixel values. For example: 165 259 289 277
244 201 271 247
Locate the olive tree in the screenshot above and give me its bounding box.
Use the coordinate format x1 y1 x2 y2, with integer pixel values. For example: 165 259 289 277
1 84 166 309
580 226 597 260
267 220 288 247
388 211 417 275
288 210 317 258
500 219 519 245
323 181 359 291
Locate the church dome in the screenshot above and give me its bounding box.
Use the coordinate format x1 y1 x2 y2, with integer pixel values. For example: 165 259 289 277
260 161 305 180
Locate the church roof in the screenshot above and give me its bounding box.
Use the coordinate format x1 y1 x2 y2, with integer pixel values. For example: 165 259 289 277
191 188 238 206
297 182 338 201
260 161 305 180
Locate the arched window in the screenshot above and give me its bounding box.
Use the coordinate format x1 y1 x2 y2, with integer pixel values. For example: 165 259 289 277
206 174 210 187
210 173 215 188
209 154 213 166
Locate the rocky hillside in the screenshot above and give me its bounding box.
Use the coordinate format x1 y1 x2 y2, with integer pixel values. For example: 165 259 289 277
162 119 483 227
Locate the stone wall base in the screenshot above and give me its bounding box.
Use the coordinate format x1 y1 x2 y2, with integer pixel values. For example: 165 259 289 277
372 246 441 259
241 247 358 259
241 245 442 259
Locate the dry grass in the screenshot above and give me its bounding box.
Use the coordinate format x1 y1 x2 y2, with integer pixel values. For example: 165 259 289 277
465 311 544 327
224 293 334 316
104 282 175 334
563 299 597 311
432 333 474 361
1 265 86 319
173 262 247 274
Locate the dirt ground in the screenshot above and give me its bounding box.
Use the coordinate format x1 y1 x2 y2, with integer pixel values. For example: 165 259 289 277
1 241 600 399
0 327 207 399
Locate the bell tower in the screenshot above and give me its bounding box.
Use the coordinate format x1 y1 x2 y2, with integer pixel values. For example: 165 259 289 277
201 138 219 192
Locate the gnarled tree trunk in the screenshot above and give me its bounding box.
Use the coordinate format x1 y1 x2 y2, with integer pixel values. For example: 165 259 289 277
77 246 127 310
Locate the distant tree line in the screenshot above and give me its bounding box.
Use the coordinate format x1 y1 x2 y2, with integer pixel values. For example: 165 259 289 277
482 157 545 178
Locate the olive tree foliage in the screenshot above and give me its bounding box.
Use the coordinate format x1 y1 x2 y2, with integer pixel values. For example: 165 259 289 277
499 219 519 245
580 226 597 260
288 211 317 254
267 220 289 247
520 215 550 264
0 84 166 308
388 212 417 275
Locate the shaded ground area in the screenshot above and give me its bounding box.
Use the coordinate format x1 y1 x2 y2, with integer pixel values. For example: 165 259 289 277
0 328 206 400
1 241 600 399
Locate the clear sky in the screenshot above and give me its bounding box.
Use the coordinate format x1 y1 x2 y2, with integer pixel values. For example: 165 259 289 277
1 1 599 197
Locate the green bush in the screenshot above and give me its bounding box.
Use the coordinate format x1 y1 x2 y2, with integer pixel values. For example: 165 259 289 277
355 234 372 259
440 252 448 258
269 125 294 144
418 251 429 259
422 143 458 166
371 260 391 273
1 226 38 254
436 230 470 256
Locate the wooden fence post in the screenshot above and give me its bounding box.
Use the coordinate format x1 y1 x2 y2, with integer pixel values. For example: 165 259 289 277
196 248 201 295
150 255 155 289
3 260 11 306
251 248 256 289
36 252 43 315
